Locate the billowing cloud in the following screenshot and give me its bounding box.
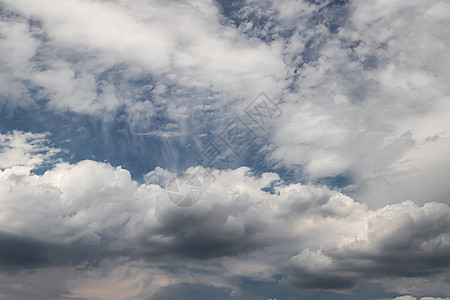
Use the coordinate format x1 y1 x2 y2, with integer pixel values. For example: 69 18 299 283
1 131 449 298
282 200 450 290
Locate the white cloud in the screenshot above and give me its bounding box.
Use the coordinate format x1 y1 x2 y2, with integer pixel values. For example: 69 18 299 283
1 0 449 297
1 0 287 116
2 0 449 203
0 18 37 108
0 131 60 170
262 0 450 208
0 131 449 296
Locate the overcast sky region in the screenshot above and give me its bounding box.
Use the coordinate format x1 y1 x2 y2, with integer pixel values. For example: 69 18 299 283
0 0 450 299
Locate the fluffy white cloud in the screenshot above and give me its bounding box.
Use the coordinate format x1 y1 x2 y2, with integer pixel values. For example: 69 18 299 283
260 0 450 208
0 131 60 169
0 131 449 297
0 0 287 116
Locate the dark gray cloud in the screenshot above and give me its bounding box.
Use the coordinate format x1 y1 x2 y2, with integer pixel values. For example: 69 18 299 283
0 231 118 271
138 202 276 259
283 201 450 290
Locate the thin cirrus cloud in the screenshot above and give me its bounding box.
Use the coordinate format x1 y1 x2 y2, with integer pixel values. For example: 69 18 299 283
0 0 449 299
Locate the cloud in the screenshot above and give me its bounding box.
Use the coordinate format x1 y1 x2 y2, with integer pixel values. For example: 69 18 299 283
1 0 449 298
64 259 177 300
0 131 60 169
257 0 450 208
283 200 450 290
2 0 449 192
381 276 450 297
1 0 287 117
1 131 449 297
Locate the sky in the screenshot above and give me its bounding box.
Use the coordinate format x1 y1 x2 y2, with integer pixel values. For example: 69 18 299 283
0 0 450 299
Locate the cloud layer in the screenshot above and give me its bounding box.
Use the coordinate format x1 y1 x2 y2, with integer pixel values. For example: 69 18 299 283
1 132 449 298
0 0 449 298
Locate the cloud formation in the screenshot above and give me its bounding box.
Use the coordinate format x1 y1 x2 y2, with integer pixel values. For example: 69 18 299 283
1 132 449 298
0 0 449 298
1 0 286 116
264 0 450 206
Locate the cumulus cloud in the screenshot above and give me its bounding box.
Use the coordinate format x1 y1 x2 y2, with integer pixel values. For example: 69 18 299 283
282 200 450 290
0 132 449 298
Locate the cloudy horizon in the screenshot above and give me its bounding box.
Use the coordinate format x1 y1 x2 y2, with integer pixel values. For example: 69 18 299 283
0 0 450 299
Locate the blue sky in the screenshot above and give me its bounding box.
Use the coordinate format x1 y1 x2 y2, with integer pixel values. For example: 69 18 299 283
0 0 450 299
